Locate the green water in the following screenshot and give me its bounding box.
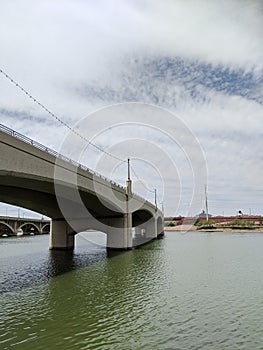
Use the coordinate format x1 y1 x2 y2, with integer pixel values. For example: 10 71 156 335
1 231 263 349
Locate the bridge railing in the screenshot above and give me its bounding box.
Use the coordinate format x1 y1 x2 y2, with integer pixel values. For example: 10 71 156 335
0 123 125 190
0 123 158 209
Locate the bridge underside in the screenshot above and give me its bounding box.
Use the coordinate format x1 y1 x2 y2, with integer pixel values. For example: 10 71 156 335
0 174 124 219
0 180 164 250
49 212 164 251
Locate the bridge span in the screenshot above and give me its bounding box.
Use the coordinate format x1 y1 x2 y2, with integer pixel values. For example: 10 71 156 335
0 216 50 236
0 124 164 250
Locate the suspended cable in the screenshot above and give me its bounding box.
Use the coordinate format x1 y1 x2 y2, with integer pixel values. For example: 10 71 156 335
0 68 125 163
0 68 160 194
130 164 155 193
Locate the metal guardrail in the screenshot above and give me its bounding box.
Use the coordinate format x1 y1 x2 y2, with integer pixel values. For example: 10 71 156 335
0 123 158 209
0 123 124 190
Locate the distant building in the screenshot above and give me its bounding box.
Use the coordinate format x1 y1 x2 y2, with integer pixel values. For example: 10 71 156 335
197 210 212 218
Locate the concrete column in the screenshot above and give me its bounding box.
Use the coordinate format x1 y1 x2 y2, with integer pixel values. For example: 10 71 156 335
106 213 133 250
157 216 164 238
144 217 157 240
49 220 75 250
126 179 132 196
134 227 142 237
14 220 17 234
125 212 133 249
107 173 133 250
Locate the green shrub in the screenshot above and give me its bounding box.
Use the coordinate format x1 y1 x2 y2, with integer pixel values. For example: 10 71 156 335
164 221 176 227
229 220 254 227
167 221 175 227
196 219 215 228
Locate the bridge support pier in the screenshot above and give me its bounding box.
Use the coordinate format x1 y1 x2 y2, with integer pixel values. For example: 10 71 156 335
132 216 160 247
134 218 156 247
106 213 133 250
143 217 157 240
49 220 75 250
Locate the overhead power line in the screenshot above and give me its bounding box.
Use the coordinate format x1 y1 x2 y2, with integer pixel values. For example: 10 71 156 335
130 164 155 194
0 68 125 163
0 68 157 197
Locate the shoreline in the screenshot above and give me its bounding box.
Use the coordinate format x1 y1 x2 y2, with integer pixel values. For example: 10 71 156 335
164 225 263 233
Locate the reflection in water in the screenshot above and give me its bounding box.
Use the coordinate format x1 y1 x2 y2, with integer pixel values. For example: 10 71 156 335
0 233 161 294
0 235 108 293
1 234 167 350
42 237 167 350
2 232 263 350
47 249 106 277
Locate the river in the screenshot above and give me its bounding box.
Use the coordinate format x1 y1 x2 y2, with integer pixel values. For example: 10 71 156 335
1 231 263 350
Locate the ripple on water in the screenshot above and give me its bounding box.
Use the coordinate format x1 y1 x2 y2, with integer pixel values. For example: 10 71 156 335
2 233 263 349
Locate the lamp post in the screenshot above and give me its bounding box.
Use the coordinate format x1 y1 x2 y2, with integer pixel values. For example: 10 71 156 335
205 185 209 222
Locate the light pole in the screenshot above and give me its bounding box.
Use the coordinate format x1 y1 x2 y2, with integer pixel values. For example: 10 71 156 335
126 158 132 196
205 185 209 222
127 158 130 180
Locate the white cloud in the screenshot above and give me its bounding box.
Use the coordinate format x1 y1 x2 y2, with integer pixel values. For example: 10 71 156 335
145 0 263 69
0 0 263 217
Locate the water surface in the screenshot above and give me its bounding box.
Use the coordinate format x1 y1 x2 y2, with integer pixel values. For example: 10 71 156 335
1 231 263 349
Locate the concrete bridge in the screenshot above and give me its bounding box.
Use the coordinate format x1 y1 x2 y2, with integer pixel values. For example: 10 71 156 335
0 124 164 250
0 215 50 236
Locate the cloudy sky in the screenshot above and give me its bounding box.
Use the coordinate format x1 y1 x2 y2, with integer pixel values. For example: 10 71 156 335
0 0 263 217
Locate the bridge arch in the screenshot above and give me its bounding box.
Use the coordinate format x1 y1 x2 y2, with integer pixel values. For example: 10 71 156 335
76 229 107 248
132 208 154 227
41 223 50 234
0 221 14 235
19 222 40 235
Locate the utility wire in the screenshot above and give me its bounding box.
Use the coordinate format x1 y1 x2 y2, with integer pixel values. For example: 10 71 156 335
0 68 125 163
130 164 155 193
0 68 157 195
